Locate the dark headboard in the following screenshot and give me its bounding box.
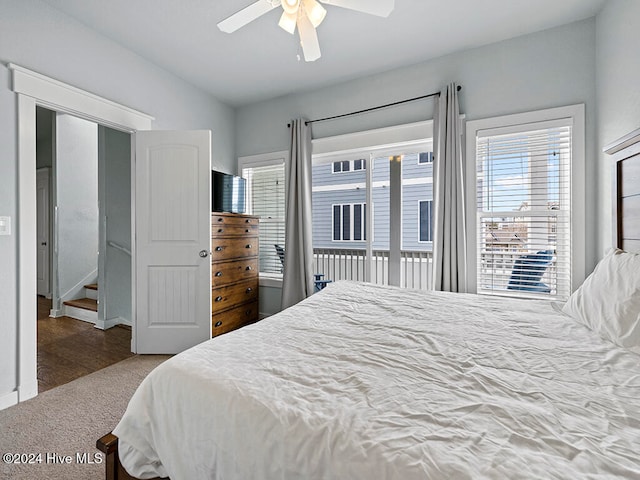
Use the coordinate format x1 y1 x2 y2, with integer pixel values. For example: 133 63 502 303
604 128 640 253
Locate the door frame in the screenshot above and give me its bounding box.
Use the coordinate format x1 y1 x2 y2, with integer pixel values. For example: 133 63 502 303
11 64 153 403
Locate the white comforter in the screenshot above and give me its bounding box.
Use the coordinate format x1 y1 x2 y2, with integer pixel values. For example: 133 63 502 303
114 281 640 479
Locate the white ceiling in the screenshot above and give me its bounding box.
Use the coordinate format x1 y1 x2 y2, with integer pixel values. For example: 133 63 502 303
41 0 607 107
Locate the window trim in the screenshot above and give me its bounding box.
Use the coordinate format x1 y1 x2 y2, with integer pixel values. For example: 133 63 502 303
332 202 367 242
418 152 433 165
332 158 367 174
418 199 434 243
465 104 586 296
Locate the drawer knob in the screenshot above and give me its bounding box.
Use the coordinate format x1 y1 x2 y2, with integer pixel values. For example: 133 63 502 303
215 246 223 251
246 287 252 293
215 296 223 302
218 228 224 233
215 271 223 277
217 218 223 222
214 320 223 328
245 266 252 271
245 229 250 233
245 244 252 249
245 219 250 223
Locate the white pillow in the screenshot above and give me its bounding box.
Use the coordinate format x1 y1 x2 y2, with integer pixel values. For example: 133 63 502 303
562 248 640 350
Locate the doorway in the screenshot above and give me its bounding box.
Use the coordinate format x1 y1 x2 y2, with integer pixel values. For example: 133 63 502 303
34 106 134 390
13 63 154 403
14 64 212 404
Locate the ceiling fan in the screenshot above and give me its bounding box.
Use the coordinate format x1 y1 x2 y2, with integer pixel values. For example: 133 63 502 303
217 0 395 62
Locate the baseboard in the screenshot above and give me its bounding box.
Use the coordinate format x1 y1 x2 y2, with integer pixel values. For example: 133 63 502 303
116 316 132 327
63 305 97 324
94 316 125 330
18 380 38 403
0 390 19 411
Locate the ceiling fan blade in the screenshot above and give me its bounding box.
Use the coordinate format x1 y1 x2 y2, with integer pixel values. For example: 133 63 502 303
320 0 394 17
217 1 280 33
296 13 321 61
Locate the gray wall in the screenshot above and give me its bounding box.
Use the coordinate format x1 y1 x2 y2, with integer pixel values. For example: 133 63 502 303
0 0 235 402
101 127 132 325
596 0 640 256
237 19 598 310
54 113 99 308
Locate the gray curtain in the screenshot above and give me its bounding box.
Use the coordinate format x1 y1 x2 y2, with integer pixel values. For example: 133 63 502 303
281 118 315 309
433 83 467 292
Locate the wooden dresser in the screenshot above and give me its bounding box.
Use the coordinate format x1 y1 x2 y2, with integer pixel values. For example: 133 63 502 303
211 212 259 337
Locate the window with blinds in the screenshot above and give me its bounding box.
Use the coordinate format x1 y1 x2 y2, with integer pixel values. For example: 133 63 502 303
475 122 572 300
241 163 286 275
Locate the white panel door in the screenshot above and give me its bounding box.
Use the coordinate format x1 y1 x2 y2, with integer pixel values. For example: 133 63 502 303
134 130 211 353
36 168 51 297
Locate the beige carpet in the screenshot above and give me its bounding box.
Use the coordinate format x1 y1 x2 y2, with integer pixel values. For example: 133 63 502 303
0 355 170 480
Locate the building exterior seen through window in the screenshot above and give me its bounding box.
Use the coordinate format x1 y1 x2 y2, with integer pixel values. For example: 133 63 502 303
243 149 434 285
313 152 433 251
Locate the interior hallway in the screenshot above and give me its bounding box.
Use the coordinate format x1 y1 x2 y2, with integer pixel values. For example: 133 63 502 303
37 296 133 392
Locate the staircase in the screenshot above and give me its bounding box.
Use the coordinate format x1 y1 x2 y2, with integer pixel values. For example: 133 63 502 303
63 284 98 323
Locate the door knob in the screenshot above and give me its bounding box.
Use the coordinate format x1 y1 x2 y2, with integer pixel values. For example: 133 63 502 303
199 250 209 258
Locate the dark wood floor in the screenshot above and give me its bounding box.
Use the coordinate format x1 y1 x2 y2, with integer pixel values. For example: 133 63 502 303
37 296 134 392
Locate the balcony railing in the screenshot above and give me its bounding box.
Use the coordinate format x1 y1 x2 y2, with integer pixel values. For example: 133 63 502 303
313 248 433 291
262 244 559 298
478 250 558 296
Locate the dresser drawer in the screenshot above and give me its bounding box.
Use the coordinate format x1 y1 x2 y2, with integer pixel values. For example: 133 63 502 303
212 279 258 313
211 214 259 227
212 300 258 337
212 224 259 238
212 258 258 286
211 236 259 261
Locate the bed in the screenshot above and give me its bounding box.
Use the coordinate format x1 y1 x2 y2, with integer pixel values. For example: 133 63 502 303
98 129 640 480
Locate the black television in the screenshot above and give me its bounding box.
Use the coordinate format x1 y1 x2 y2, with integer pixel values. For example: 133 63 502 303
212 170 246 213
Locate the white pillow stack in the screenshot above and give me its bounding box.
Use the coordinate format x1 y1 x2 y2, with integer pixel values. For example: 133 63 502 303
562 248 640 352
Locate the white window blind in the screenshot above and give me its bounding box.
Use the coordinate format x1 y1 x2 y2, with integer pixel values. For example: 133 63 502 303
242 163 285 275
476 122 571 300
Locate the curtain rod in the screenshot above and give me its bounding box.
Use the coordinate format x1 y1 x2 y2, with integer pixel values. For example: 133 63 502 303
287 85 462 127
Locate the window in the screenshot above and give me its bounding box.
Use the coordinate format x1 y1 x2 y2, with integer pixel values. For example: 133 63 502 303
312 145 433 290
418 152 433 164
240 158 285 275
239 121 439 289
472 116 577 300
419 200 433 242
333 203 366 241
333 159 366 173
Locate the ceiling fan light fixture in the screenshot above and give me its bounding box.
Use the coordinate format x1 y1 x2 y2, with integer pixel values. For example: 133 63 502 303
281 0 300 15
296 11 321 61
217 0 396 61
302 0 327 28
278 10 298 34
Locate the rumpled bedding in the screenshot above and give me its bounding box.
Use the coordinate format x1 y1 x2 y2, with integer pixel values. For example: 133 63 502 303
113 281 640 479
